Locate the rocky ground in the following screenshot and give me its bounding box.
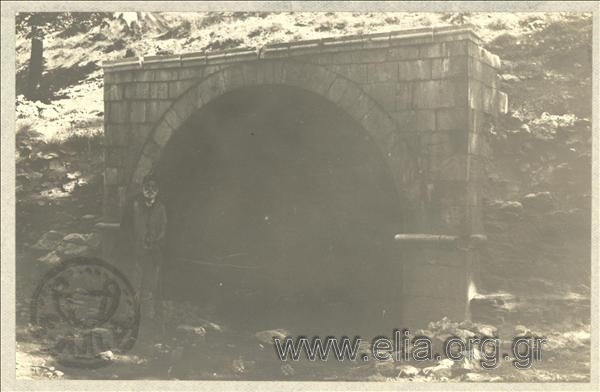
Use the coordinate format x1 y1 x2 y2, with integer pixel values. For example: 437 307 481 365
14 12 592 381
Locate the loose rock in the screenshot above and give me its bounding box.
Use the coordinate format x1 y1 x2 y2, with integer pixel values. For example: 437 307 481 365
32 230 65 251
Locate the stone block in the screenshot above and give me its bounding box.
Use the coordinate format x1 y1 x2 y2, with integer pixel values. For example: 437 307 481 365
346 91 376 121
103 101 111 121
419 130 466 161
129 101 147 123
468 58 498 88
467 109 495 134
178 67 202 80
415 110 436 131
304 67 337 97
145 101 172 124
222 66 245 89
420 41 470 59
466 154 487 182
364 82 396 111
467 80 482 111
436 108 468 131
133 155 154 185
431 56 468 79
361 108 397 148
102 185 120 219
495 91 508 115
326 77 349 103
173 95 196 125
152 120 174 148
419 43 444 58
104 167 119 186
330 64 368 84
163 108 183 130
357 49 388 63
478 48 501 69
108 101 130 124
467 131 491 156
481 85 495 114
309 52 334 65
104 145 125 167
240 63 259 86
398 60 431 81
104 84 124 101
336 85 361 116
395 82 412 110
429 180 471 208
197 72 226 104
329 51 355 64
109 71 135 84
153 69 182 81
149 82 170 99
168 80 193 99
439 204 469 233
129 124 152 146
255 61 271 85
269 61 286 84
133 70 156 82
144 141 162 162
281 62 308 88
413 80 466 109
422 153 470 182
387 150 414 186
467 43 502 69
367 62 397 82
104 124 129 146
124 83 150 99
386 46 419 61
443 40 469 56
393 111 417 131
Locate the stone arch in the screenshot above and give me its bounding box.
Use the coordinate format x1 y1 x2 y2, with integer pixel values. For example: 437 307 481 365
130 59 414 197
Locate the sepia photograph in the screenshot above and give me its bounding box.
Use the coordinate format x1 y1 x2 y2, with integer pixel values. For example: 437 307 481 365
1 1 598 390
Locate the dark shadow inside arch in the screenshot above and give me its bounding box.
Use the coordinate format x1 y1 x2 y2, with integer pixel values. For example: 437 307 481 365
156 85 405 336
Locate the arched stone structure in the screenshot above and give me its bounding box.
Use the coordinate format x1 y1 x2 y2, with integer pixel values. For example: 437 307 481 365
130 60 414 200
101 26 508 327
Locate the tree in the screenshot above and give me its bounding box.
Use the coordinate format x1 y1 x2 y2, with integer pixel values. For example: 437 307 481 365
16 12 112 100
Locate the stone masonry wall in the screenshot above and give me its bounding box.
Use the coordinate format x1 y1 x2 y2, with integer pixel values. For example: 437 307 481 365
102 26 506 326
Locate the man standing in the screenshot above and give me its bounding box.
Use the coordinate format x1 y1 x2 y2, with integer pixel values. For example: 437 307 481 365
119 174 167 329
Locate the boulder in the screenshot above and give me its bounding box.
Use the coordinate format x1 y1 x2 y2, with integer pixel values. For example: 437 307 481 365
423 358 454 379
176 324 207 337
32 230 65 251
255 329 290 345
38 251 62 265
397 364 420 377
522 192 556 212
195 318 222 333
57 242 89 257
63 233 88 244
63 232 101 249
476 324 498 338
96 350 114 362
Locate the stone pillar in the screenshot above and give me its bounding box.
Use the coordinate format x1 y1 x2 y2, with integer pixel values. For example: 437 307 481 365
396 37 506 327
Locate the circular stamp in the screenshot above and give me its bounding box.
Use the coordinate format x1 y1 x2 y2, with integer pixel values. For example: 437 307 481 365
30 256 140 369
